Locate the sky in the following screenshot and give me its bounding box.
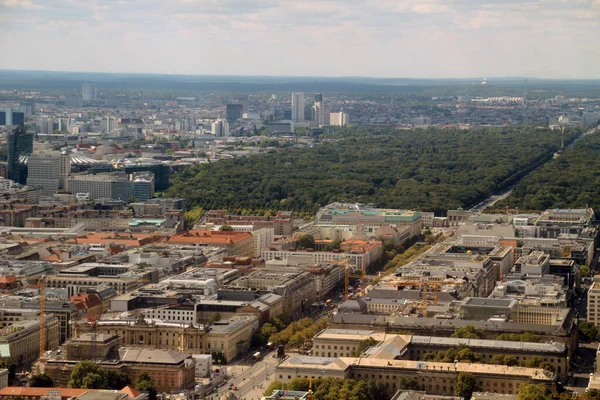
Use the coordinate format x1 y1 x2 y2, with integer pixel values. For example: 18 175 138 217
0 0 599 79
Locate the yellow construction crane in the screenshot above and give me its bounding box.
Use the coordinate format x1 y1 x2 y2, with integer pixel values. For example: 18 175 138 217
327 258 367 301
39 275 47 358
395 279 470 316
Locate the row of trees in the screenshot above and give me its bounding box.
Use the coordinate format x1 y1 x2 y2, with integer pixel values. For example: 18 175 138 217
422 345 554 371
264 377 393 400
452 325 542 343
267 317 329 349
167 127 575 214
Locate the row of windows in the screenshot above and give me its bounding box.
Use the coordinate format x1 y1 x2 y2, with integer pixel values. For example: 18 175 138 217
314 344 357 351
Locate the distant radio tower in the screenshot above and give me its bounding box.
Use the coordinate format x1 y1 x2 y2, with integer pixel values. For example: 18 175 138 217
522 79 527 109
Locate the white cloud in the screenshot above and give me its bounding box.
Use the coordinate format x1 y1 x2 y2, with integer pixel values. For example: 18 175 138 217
0 0 42 9
0 0 598 78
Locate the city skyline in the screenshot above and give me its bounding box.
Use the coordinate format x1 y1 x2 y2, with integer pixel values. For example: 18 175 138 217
0 0 599 79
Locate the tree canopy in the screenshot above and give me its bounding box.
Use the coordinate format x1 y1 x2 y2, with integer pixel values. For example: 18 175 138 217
68 361 131 390
134 372 157 400
167 127 574 214
499 129 600 212
451 325 485 339
264 377 388 400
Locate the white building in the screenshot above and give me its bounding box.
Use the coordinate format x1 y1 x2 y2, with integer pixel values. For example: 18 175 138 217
330 112 349 127
192 354 213 378
211 119 230 138
101 116 119 133
252 227 275 257
313 93 325 126
82 83 98 101
26 151 71 195
291 92 305 123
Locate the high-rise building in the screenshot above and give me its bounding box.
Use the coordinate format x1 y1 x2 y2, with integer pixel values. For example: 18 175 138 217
323 105 331 125
211 119 230 138
291 93 305 123
330 112 349 127
40 118 54 134
233 95 249 114
226 104 244 123
313 93 325 126
82 83 98 101
67 172 130 201
101 116 118 133
26 151 71 195
129 172 155 202
7 125 34 184
19 102 36 115
0 111 5 125
3 109 24 128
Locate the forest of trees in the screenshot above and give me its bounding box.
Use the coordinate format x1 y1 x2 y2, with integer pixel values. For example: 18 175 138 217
499 131 600 212
167 127 577 214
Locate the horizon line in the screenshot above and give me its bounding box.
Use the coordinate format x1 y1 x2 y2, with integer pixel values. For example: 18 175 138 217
2 68 600 82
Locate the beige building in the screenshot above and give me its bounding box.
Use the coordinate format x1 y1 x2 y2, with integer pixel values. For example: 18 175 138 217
275 355 555 396
312 330 568 376
588 282 600 327
61 333 122 361
78 314 258 362
0 317 60 366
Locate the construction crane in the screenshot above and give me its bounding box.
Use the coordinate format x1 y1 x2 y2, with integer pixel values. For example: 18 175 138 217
87 315 100 360
327 258 367 301
395 279 469 316
39 275 47 358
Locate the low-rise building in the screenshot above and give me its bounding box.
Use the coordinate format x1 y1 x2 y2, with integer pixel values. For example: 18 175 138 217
0 317 60 366
167 230 254 257
275 355 555 396
42 348 196 393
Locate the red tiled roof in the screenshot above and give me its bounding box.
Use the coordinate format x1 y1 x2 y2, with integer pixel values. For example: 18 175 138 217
167 230 252 245
120 386 143 398
0 276 16 284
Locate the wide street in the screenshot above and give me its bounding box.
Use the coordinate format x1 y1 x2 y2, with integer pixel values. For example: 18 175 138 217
212 350 279 400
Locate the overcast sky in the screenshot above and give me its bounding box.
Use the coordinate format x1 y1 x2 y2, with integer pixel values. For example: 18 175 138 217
0 0 599 79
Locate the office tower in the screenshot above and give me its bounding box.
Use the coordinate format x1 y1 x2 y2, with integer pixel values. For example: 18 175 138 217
211 119 230 138
323 105 331 125
40 118 54 134
291 92 305 123
26 151 71 195
101 116 118 133
226 104 244 123
67 172 130 201
130 172 155 201
0 111 5 125
11 112 25 128
2 109 23 127
7 125 34 184
82 83 98 101
233 95 249 114
19 102 36 115
283 109 292 120
313 93 325 126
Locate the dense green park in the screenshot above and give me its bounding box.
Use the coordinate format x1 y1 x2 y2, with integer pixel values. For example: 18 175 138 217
499 131 600 211
168 126 579 215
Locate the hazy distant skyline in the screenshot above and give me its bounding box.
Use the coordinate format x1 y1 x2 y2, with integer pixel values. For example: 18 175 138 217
1 0 599 79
